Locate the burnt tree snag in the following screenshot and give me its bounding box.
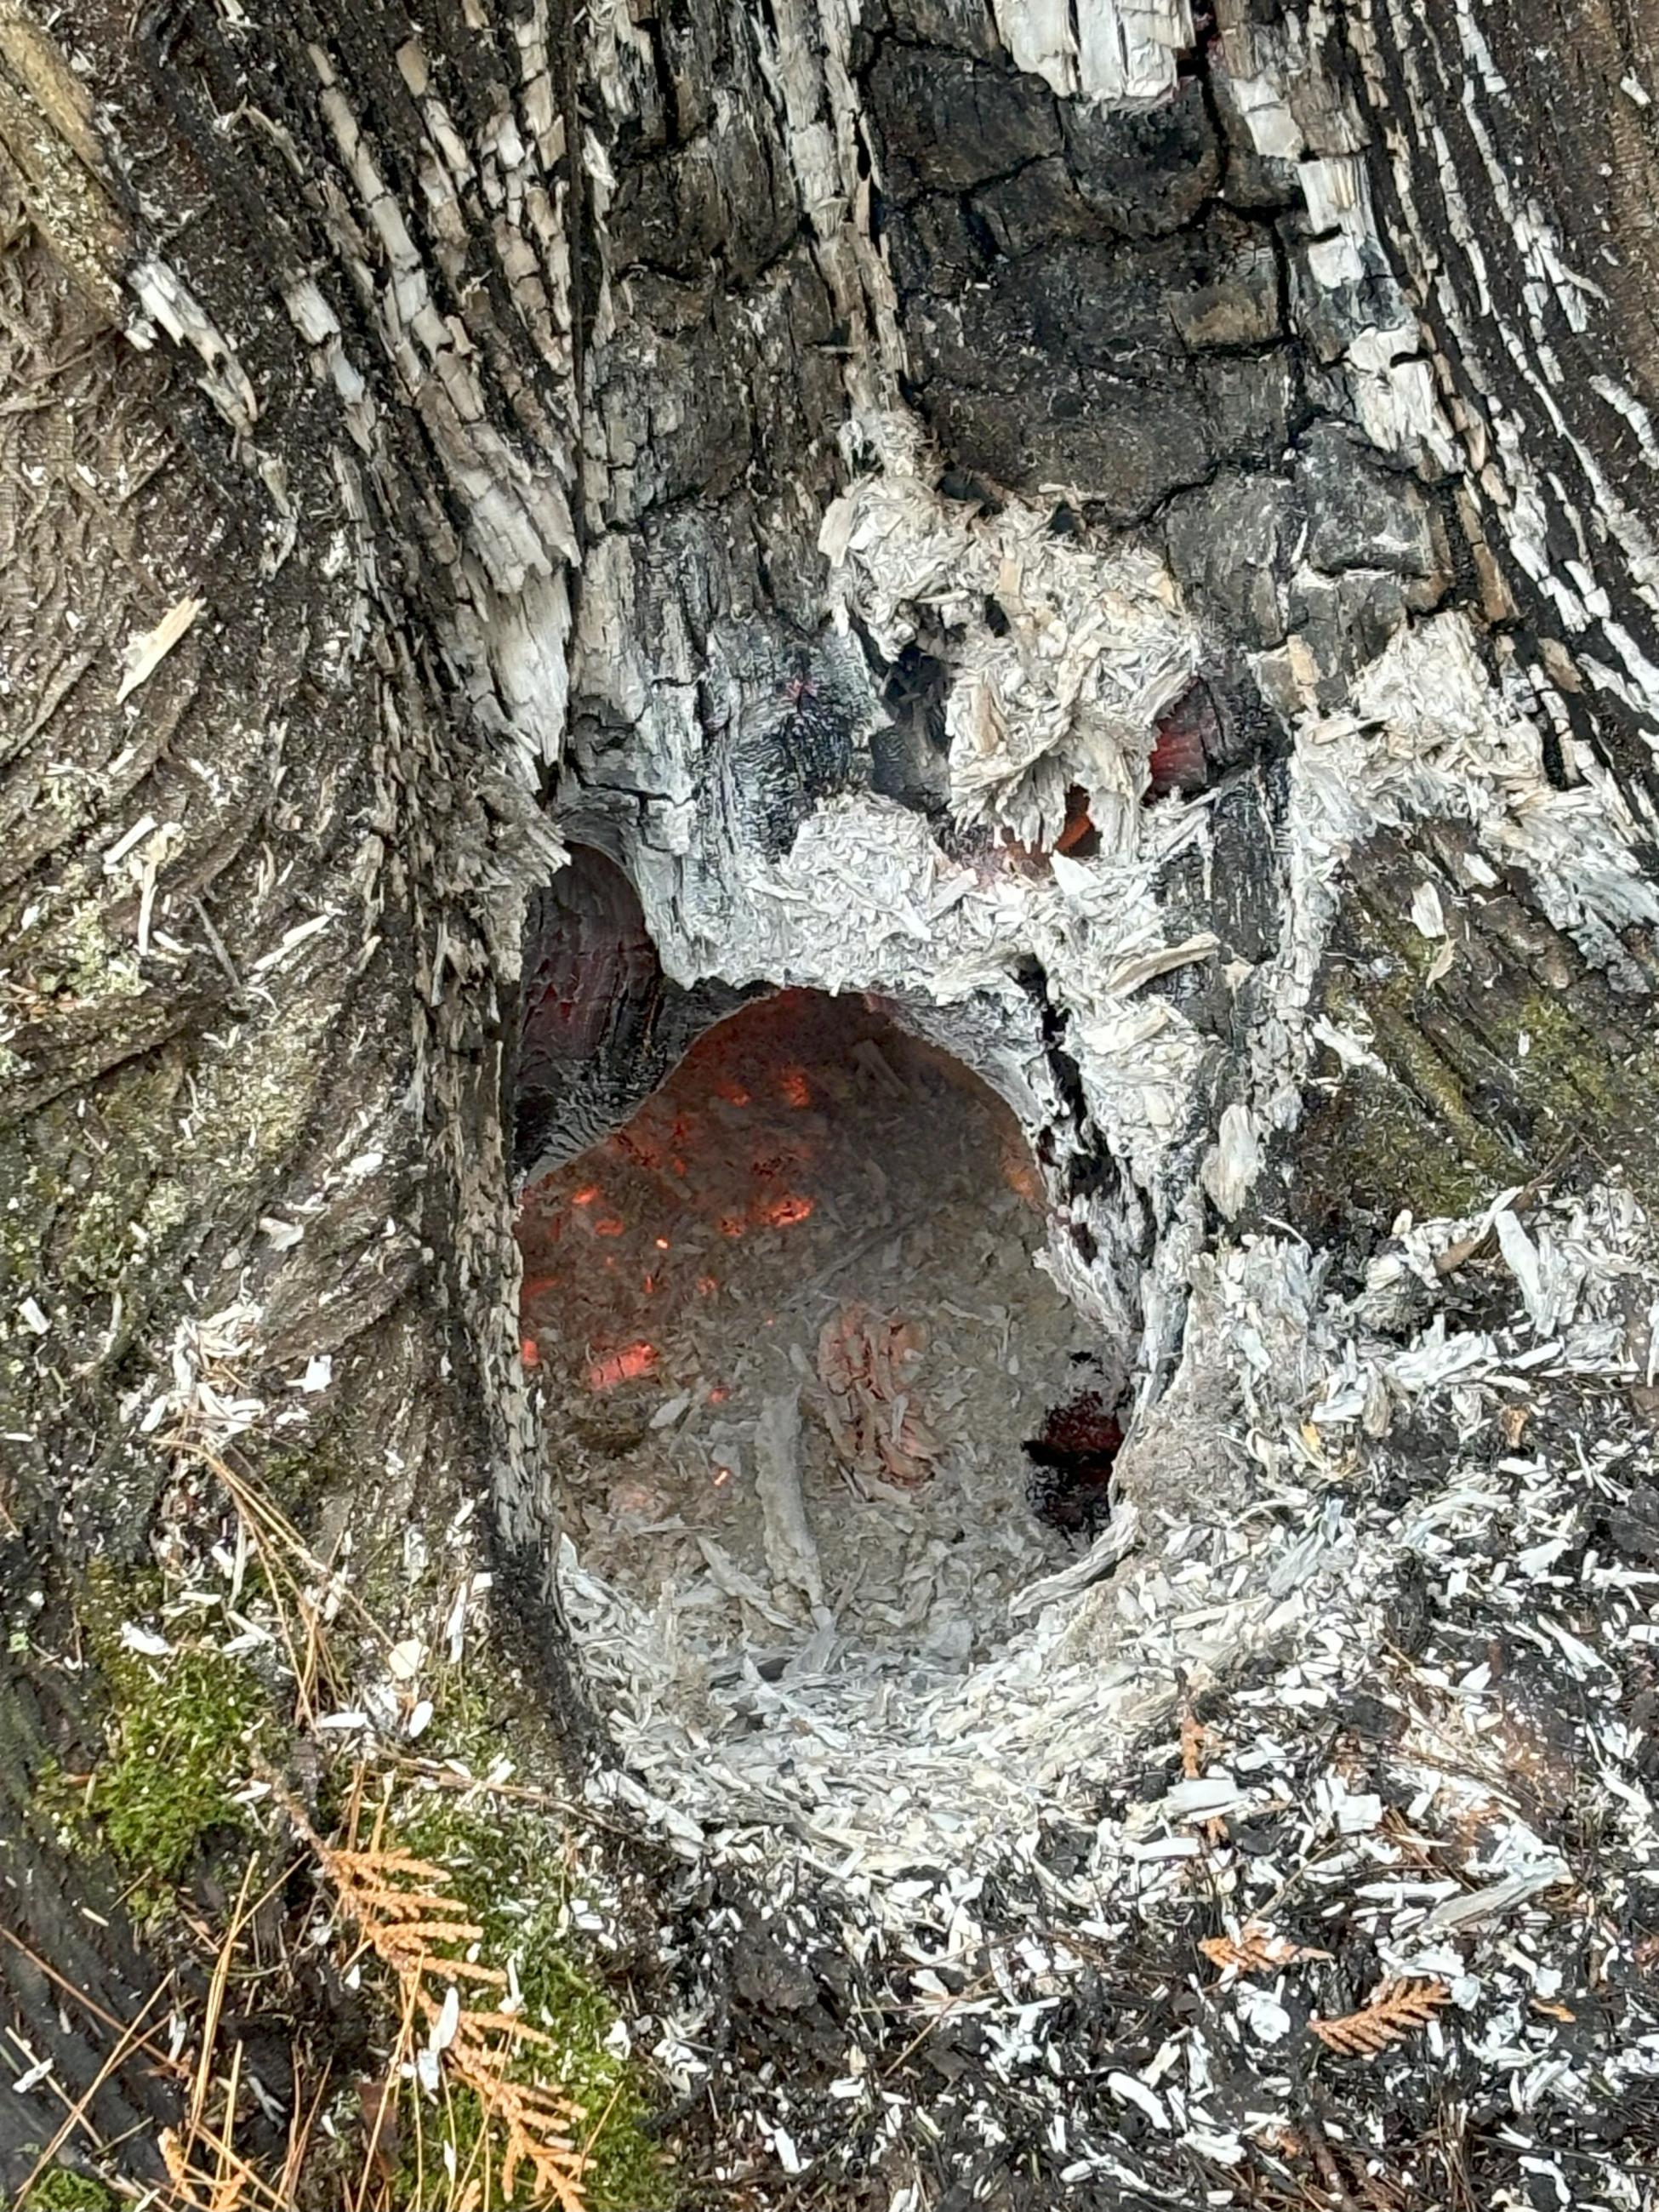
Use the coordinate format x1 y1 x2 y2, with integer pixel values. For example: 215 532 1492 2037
3 2 1659 2205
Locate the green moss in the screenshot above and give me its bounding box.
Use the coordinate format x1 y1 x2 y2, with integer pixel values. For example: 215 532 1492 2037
257 1440 359 1522
56 1060 185 1293
1294 973 1497 1226
65 1571 266 1909
24 878 146 1003
1324 1066 1490 1221
1514 989 1659 1134
393 2080 490 2205
20 2166 121 2211
388 1787 675 2212
91 1645 259 1892
520 1936 674 2212
1471 987 1659 1209
1306 836 1659 1226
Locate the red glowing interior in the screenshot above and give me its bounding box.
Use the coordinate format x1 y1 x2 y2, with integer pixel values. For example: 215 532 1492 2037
517 988 1038 1400
517 983 1112 1662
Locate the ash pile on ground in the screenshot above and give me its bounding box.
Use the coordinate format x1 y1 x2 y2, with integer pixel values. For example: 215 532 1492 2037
520 989 1104 1719
563 1184 1659 2211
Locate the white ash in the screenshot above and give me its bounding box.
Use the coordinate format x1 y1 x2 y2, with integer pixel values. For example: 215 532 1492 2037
551 493 1659 1847
579 1188 1658 2204
544 496 1659 2191
564 1187 1654 1859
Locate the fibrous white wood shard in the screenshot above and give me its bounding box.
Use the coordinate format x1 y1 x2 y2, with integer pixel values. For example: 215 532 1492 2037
990 0 1194 105
822 470 1194 850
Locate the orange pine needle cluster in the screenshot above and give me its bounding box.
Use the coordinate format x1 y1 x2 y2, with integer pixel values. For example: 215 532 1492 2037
1310 1977 1451 2056
321 1840 591 2209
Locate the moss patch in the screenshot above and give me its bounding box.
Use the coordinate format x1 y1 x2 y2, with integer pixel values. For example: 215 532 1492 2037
388 1788 675 2212
1509 987 1659 1183
63 1573 267 1911
20 2167 121 2212
91 1644 259 1893
1291 974 1496 1233
1284 830 1659 1243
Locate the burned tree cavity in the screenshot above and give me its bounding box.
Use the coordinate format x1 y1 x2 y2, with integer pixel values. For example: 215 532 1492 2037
5 0 1659 2206
519 983 1112 1698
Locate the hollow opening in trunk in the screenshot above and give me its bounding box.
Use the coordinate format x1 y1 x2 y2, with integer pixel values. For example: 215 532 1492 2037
518 986 1116 1710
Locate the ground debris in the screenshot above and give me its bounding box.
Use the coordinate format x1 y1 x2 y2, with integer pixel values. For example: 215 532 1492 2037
562 1182 1659 2209
1309 1976 1451 2057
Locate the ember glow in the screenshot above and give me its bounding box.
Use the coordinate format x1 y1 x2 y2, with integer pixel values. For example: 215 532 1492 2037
1000 1142 1042 1206
586 1341 658 1391
518 989 1051 1457
1055 784 1097 855
760 1194 814 1228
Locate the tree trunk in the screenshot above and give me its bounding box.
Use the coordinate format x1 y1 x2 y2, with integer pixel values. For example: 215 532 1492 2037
3 1 1656 2204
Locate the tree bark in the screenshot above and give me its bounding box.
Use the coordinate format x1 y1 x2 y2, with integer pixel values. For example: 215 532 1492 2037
3 0 1657 2203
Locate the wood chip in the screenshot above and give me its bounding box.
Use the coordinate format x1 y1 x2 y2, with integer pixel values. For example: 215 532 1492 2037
116 594 204 703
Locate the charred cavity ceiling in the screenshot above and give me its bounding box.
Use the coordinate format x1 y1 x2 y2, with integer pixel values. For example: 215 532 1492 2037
515 841 1143 1325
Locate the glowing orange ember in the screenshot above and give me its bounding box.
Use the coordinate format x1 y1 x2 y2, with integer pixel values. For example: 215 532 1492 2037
517 988 1057 1488
1056 785 1096 853
586 1341 658 1391
759 1194 814 1228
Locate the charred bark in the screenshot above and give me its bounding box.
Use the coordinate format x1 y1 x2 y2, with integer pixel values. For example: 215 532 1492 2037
2 0 1657 2203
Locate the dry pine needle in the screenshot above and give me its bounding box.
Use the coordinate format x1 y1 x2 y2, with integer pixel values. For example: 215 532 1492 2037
1199 1923 1332 1974
1309 1977 1451 2056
